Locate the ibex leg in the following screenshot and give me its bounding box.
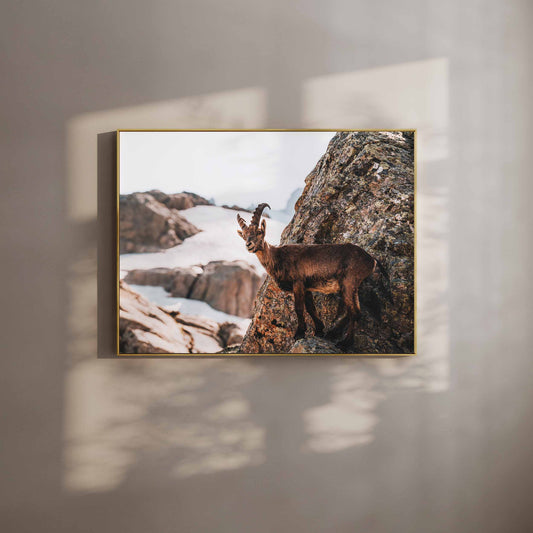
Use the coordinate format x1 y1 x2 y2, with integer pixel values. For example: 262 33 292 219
340 279 357 348
325 296 348 340
293 281 307 340
304 291 324 336
353 288 362 319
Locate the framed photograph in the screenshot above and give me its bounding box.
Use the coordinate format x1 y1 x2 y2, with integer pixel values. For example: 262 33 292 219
117 130 415 355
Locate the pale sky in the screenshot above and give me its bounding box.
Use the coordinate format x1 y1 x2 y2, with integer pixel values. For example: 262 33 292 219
119 131 335 210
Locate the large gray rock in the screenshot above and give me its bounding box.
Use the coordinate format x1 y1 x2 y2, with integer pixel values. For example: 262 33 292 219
119 192 200 253
240 131 415 354
124 261 265 318
186 261 265 318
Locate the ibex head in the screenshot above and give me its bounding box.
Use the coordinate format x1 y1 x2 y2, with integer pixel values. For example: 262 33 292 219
237 203 271 253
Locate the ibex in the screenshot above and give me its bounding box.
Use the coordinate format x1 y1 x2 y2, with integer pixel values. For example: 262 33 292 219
237 203 390 347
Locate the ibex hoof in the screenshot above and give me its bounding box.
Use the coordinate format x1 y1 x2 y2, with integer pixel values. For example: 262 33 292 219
294 329 306 340
338 336 354 351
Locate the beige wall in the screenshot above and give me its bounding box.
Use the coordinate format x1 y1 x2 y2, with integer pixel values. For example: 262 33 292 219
1 1 532 532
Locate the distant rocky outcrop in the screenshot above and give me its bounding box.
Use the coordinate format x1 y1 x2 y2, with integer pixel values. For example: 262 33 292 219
120 192 201 253
269 187 303 223
119 281 246 354
122 267 189 291
124 260 265 318
147 190 213 210
240 131 415 354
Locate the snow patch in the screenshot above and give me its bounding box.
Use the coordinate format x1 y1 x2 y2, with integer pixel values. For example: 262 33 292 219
120 205 286 273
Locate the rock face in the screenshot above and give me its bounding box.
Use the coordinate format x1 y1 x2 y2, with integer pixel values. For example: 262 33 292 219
119 192 201 253
119 281 244 354
124 260 265 318
240 131 415 354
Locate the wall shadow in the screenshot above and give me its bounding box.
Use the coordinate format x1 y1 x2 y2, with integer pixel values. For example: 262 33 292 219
97 132 117 358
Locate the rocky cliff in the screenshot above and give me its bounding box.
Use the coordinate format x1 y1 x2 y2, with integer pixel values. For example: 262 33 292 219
119 192 203 253
240 131 415 354
119 281 246 354
124 260 265 318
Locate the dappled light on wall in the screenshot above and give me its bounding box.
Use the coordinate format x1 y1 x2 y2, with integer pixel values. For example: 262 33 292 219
64 58 450 490
64 87 268 492
63 356 265 492
300 58 450 451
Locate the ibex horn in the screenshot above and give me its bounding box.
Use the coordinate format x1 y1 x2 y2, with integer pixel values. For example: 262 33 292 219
250 203 271 227
236 213 248 230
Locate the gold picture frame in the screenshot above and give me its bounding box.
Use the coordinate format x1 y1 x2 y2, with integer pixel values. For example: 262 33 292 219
116 129 416 357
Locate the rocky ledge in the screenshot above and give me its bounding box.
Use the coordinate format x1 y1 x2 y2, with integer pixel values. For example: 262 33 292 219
124 260 265 318
239 131 415 354
119 281 246 354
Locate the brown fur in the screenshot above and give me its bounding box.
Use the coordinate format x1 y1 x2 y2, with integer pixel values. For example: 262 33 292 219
237 204 383 347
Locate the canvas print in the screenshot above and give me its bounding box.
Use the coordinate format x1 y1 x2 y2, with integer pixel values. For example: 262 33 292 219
118 130 415 355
